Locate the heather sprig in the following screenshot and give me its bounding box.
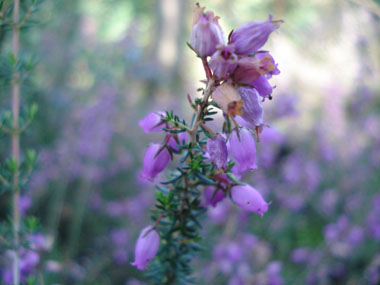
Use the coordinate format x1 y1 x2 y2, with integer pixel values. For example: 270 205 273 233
0 0 44 283
132 3 281 284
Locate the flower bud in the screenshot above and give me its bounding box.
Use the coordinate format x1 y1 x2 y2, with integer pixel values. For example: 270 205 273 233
227 128 257 174
230 15 280 55
204 186 225 207
206 134 228 170
252 75 274 99
138 111 165 133
131 226 160 270
168 132 188 152
190 4 225 57
212 83 243 116
239 87 264 126
231 184 269 215
209 44 238 79
141 143 170 181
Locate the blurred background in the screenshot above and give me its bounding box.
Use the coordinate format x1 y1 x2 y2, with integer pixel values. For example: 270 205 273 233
1 0 380 284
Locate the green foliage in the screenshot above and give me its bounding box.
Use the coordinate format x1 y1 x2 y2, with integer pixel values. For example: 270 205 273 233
0 53 38 87
0 0 43 282
0 0 44 30
6 157 18 172
145 107 246 284
146 112 211 283
24 216 39 232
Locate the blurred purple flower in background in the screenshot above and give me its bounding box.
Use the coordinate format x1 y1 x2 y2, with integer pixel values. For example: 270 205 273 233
1 233 48 283
19 195 32 216
366 194 380 240
207 199 231 225
30 87 119 187
290 247 312 264
109 229 129 265
324 215 364 258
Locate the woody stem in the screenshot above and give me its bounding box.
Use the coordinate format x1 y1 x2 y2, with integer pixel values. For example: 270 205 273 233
189 78 215 144
11 0 21 284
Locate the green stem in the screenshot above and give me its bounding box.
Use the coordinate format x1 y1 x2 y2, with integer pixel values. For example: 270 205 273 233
150 76 215 284
47 181 68 244
66 181 91 261
166 119 190 132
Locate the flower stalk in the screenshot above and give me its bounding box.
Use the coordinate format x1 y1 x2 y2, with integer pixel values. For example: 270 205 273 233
133 4 281 284
189 77 215 144
0 0 42 283
11 0 21 283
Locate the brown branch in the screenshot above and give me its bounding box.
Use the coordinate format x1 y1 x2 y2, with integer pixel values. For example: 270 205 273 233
16 0 37 28
0 174 10 186
0 234 11 247
189 78 215 144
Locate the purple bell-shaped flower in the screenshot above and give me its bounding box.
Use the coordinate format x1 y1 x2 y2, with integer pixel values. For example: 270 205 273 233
239 87 264 127
209 44 238 79
206 134 228 170
190 4 225 57
131 226 160 270
231 184 269 215
141 143 170 181
230 14 280 55
227 128 257 174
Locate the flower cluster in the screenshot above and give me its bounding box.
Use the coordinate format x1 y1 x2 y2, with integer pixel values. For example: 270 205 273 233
208 233 284 284
191 4 281 101
131 4 281 280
